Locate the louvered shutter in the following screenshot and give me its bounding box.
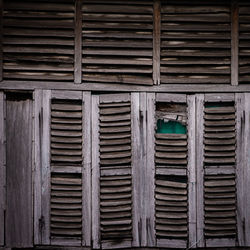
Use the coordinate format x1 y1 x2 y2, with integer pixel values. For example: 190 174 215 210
35 90 91 246
3 0 74 81
147 93 196 248
197 94 238 247
239 0 250 84
82 1 153 85
92 93 139 249
160 0 231 84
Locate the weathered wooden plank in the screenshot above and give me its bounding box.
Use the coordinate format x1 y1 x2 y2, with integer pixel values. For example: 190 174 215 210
6 93 33 247
1 81 250 93
196 94 205 248
231 0 239 86
146 93 156 246
34 90 43 245
131 93 140 247
0 0 3 81
91 95 100 249
235 93 244 246
244 93 250 246
156 93 186 103
0 92 4 246
187 95 196 248
75 0 82 84
41 90 51 245
153 0 160 85
205 93 235 102
52 90 82 100
82 91 91 246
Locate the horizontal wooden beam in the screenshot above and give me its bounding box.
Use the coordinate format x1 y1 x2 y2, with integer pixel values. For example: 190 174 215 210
0 81 250 93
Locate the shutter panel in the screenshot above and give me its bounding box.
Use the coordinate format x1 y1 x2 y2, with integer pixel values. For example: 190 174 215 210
50 99 83 245
3 0 74 81
82 1 153 85
37 91 91 246
92 93 139 249
153 94 192 248
203 95 237 247
239 0 250 84
160 0 231 84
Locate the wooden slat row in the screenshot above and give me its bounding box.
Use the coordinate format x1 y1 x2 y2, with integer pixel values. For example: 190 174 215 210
239 0 250 84
204 105 236 166
100 175 132 240
160 0 231 84
204 174 237 238
3 0 74 81
155 176 188 239
51 100 83 165
99 101 132 168
155 134 188 168
82 0 153 85
50 173 82 238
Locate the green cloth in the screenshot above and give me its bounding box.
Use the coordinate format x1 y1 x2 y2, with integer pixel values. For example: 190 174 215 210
157 120 187 134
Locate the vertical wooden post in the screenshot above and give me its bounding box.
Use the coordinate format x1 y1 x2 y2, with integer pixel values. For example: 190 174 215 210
131 93 140 247
139 93 147 247
236 93 245 246
82 91 91 246
187 95 197 248
146 93 156 246
91 95 100 249
41 90 51 245
34 90 43 245
0 92 5 246
0 0 3 81
244 93 250 246
196 94 205 248
74 0 83 84
153 0 161 85
231 0 239 86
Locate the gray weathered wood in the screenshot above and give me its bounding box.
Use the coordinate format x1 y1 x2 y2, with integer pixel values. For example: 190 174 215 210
245 93 250 246
82 91 91 246
1 81 250 93
205 93 235 102
206 238 236 248
74 0 82 84
0 92 5 246
0 0 3 81
236 93 245 246
153 0 161 85
231 0 239 86
139 93 147 246
187 95 196 248
52 90 82 100
34 90 43 245
41 90 51 245
6 94 33 247
196 94 205 248
146 93 156 246
156 93 186 103
131 93 140 247
91 95 100 249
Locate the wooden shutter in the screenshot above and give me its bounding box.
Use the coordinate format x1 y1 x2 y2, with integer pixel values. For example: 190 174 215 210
147 93 196 248
199 94 238 247
3 0 74 81
160 0 231 84
92 93 139 249
82 1 153 85
34 90 91 246
0 92 5 246
239 0 250 84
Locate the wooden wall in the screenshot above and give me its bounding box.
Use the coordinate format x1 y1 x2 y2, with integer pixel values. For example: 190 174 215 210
0 0 250 250
0 0 249 92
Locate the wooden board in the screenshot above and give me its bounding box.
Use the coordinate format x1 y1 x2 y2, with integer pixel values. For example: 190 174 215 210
5 93 33 247
0 92 5 246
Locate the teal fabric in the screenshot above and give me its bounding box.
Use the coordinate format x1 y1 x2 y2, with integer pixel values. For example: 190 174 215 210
157 119 187 134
